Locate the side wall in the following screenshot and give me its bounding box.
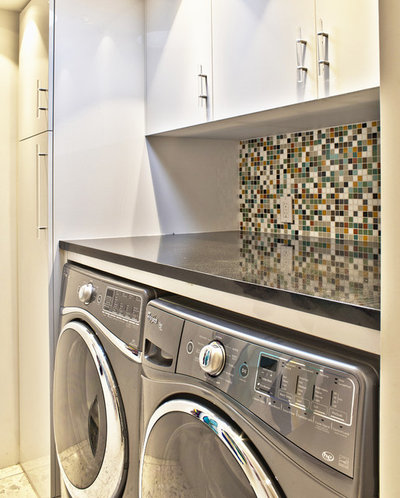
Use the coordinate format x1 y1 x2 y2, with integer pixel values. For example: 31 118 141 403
0 8 19 468
380 0 400 495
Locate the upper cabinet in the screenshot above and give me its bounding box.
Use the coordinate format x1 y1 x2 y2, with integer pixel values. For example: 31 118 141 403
212 0 379 121
315 0 380 98
212 0 317 121
19 0 50 140
145 0 212 134
146 0 380 133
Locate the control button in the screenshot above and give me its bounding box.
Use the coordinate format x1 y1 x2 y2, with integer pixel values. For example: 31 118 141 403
97 294 102 304
239 363 249 378
199 341 226 376
186 341 194 355
78 283 95 305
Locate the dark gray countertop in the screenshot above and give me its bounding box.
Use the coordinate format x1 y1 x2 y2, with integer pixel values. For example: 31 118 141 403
60 231 380 330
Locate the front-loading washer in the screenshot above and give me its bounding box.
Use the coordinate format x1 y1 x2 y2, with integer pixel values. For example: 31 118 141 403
140 296 379 497
53 263 159 497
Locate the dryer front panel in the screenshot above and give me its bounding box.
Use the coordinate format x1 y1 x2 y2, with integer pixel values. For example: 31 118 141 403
176 320 361 478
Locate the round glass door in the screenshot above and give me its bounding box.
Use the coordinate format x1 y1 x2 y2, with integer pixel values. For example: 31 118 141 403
140 399 282 498
53 320 127 498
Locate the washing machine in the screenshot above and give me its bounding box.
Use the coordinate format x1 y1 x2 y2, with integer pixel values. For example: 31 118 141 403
53 263 159 497
139 296 379 498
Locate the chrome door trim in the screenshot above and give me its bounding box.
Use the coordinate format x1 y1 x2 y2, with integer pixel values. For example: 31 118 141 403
62 306 142 363
54 321 127 498
139 398 282 498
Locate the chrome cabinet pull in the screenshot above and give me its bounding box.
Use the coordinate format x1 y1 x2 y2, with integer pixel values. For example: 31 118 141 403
198 64 208 100
36 80 48 117
317 19 329 75
36 146 48 232
296 28 308 83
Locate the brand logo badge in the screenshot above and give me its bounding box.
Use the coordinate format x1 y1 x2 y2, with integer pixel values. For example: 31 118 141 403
146 311 163 331
322 451 335 463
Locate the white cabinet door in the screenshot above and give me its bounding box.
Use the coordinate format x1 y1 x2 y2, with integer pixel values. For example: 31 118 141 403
146 0 212 134
17 131 51 497
212 0 317 121
315 0 380 98
19 0 49 140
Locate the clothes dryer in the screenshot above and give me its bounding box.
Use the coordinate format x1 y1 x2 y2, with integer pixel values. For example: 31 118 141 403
53 263 158 497
140 296 379 498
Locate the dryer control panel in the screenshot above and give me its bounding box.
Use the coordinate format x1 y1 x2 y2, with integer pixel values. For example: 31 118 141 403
175 319 362 479
255 351 356 427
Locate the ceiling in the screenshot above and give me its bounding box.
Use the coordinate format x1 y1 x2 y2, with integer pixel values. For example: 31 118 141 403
0 0 28 12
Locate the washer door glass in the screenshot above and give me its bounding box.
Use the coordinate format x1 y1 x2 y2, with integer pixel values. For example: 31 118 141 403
140 399 282 498
54 326 107 488
53 320 127 497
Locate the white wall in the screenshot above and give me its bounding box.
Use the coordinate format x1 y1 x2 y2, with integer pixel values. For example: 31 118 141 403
146 137 238 234
0 8 19 468
380 0 400 496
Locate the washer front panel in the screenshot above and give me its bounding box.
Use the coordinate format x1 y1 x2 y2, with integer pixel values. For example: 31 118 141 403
53 321 127 497
176 320 360 478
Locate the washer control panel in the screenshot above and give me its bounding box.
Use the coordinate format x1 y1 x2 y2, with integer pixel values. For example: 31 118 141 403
103 286 142 324
62 264 156 352
176 319 360 478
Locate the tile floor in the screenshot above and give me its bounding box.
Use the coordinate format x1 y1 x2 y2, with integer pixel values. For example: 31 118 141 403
0 465 38 497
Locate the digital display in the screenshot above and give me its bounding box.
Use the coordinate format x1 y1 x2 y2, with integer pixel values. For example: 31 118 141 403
103 287 141 323
259 355 278 371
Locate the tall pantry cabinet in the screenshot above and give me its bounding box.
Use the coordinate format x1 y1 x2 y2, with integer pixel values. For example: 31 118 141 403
17 0 53 496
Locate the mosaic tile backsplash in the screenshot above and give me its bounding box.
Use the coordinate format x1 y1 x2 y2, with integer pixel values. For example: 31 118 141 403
239 121 381 242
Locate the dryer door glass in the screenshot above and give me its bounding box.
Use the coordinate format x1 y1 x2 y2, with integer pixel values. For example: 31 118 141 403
53 327 107 489
141 399 282 498
142 411 257 497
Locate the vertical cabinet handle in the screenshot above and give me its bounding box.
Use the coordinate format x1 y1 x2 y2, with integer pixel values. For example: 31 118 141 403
36 145 48 232
317 19 329 75
36 79 48 117
296 28 308 83
198 64 208 101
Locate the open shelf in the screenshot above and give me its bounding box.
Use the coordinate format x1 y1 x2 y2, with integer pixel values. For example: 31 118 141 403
147 87 380 140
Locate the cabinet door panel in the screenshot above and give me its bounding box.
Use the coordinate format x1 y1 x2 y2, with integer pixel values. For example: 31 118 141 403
17 131 51 496
146 0 212 134
19 0 49 140
212 0 317 121
315 0 380 98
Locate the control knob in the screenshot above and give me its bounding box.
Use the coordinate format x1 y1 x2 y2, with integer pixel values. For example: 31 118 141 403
78 283 95 305
199 341 226 376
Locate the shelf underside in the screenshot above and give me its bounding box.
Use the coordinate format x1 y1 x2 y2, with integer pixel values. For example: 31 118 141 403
147 87 380 140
